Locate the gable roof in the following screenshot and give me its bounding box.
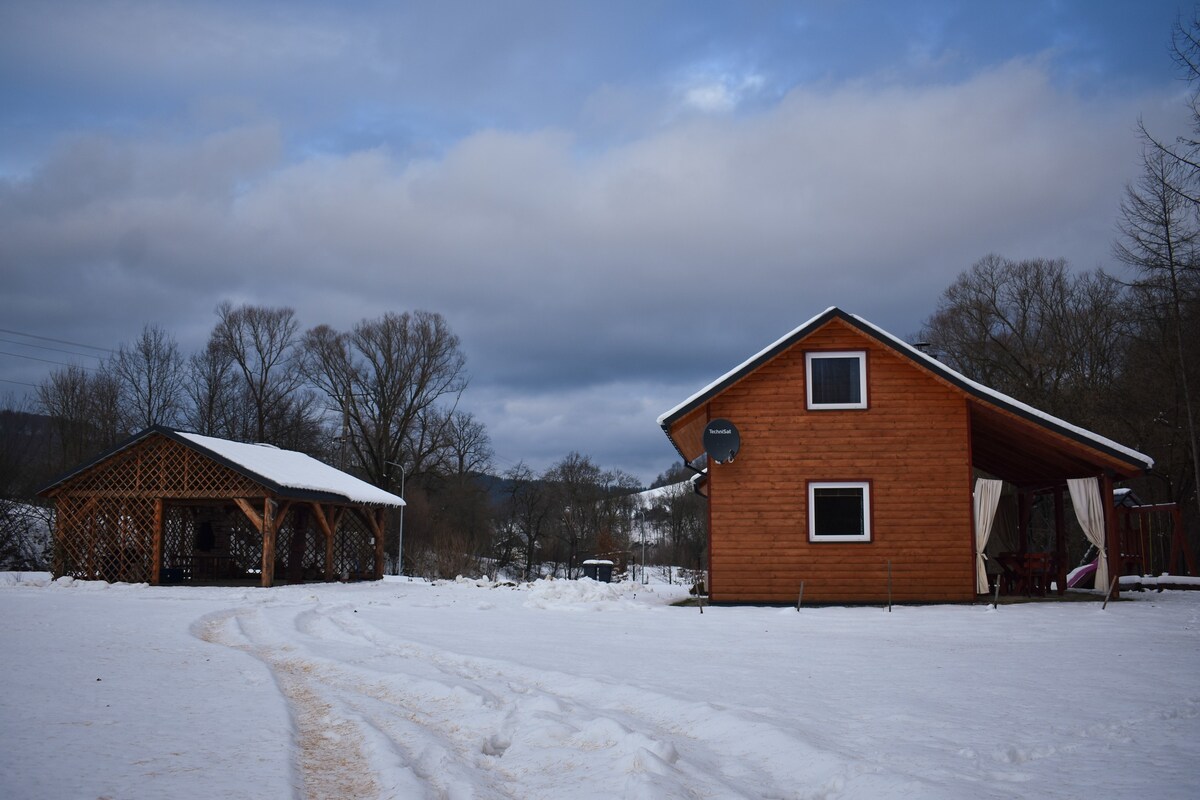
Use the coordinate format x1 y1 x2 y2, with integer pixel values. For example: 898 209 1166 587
39 426 405 507
658 306 1153 474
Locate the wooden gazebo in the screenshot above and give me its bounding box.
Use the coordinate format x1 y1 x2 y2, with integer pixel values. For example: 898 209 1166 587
38 427 404 587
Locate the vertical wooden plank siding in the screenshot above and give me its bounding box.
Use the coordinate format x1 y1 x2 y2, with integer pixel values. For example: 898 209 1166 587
706 319 975 603
964 398 979 595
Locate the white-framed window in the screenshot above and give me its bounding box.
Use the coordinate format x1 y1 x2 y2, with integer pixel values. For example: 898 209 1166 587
808 481 871 542
805 351 867 409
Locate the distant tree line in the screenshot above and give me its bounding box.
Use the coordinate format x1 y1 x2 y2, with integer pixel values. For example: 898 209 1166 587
1 303 704 577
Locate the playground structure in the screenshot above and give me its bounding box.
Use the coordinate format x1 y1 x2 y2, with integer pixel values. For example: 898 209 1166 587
1067 499 1196 589
1115 500 1196 578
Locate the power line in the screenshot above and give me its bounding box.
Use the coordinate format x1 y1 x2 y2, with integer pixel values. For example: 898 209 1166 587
0 377 39 388
0 350 98 371
0 327 115 354
0 336 105 360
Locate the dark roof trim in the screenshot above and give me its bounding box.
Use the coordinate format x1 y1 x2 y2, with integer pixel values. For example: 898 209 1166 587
658 307 1151 472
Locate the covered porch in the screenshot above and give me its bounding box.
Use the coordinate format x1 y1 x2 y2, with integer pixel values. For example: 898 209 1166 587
967 400 1168 600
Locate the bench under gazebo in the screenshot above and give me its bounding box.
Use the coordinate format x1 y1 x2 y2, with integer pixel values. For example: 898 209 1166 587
38 426 405 587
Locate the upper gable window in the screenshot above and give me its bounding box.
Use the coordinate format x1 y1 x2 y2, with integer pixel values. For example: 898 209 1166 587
806 351 867 409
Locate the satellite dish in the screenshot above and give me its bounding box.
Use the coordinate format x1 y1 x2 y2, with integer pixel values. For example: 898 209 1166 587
703 418 740 464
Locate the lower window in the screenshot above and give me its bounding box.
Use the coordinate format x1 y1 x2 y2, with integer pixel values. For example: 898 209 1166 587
808 481 871 542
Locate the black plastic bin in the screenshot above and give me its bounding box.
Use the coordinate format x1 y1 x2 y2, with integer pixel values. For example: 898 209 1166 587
581 559 614 583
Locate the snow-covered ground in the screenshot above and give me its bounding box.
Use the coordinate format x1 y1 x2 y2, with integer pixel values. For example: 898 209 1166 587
2 574 1198 800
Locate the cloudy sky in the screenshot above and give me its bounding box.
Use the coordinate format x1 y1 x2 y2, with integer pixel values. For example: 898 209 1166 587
0 0 1193 483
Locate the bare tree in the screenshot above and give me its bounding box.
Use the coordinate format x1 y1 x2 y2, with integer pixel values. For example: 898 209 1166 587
36 364 121 468
1139 12 1200 207
646 463 708 571
109 324 186 431
209 301 319 448
304 310 468 489
542 453 639 578
442 411 493 478
920 255 1129 425
497 461 551 580
183 339 243 438
1115 145 1200 520
305 311 472 576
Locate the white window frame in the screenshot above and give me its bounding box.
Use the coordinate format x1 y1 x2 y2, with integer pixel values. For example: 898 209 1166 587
808 481 872 542
805 351 867 410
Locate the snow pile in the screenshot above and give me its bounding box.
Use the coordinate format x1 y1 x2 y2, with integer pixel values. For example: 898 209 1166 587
0 571 50 587
522 577 675 611
1119 574 1200 588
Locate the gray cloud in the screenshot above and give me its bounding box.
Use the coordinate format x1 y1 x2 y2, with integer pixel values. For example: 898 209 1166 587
0 54 1188 480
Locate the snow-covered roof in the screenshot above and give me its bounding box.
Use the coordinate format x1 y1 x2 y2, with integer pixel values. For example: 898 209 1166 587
657 306 838 427
175 432 404 507
658 307 1153 471
40 427 404 507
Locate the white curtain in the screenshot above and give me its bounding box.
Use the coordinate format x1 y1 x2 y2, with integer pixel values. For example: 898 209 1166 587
1068 477 1109 590
973 478 1003 594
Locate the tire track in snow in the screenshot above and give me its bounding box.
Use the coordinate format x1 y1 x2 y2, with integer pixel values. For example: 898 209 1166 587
195 608 384 800
282 603 863 799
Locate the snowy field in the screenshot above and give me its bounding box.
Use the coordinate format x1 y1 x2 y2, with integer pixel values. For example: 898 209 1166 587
2 574 1198 800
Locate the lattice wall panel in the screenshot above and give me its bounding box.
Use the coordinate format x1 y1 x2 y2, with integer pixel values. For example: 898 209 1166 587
331 511 375 580
157 504 264 582
162 506 188 574
275 511 327 583
58 435 263 499
53 496 154 583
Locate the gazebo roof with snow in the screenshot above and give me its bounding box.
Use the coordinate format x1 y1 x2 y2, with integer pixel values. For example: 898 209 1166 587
40 426 404 507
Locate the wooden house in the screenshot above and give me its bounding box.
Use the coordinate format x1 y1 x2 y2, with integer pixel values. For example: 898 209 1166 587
658 307 1153 603
38 426 404 587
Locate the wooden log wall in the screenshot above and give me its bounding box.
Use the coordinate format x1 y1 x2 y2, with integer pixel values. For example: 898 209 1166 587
704 319 976 602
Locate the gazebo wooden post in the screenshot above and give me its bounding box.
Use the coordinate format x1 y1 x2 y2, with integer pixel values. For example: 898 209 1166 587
1053 487 1067 595
261 497 276 588
1017 490 1030 555
1102 472 1120 599
150 498 164 586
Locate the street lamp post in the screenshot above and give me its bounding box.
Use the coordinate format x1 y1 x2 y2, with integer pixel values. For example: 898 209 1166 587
386 460 406 577
641 510 647 584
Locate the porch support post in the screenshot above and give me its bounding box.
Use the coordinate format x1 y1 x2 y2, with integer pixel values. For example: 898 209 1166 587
1017 490 1031 554
1053 487 1066 595
1101 472 1120 600
151 498 164 586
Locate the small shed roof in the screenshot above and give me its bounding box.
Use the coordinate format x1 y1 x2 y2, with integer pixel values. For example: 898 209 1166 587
659 307 1153 478
40 426 405 507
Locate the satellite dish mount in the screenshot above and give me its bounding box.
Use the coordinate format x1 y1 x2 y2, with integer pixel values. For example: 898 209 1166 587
703 418 741 465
